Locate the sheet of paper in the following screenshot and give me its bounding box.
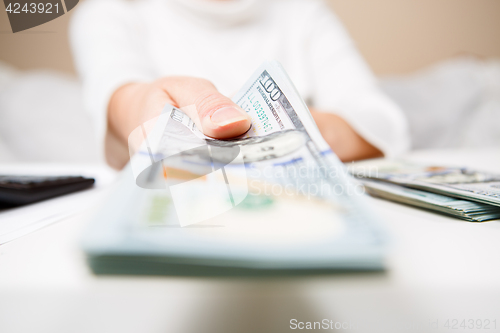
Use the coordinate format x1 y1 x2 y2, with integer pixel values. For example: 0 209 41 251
0 164 117 244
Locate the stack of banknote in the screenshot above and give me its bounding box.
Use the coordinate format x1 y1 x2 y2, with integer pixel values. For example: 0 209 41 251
350 161 500 222
82 61 388 276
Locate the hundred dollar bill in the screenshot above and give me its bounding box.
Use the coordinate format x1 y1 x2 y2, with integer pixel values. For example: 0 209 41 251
82 61 386 275
350 160 500 208
362 179 500 222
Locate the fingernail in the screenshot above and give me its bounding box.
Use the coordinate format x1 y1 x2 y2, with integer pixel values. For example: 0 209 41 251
210 107 249 127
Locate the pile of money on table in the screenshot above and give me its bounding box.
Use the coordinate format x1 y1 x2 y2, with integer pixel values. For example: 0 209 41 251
350 161 500 222
82 61 387 276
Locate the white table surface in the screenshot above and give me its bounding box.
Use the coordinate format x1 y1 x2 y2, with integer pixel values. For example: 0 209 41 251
1 149 500 333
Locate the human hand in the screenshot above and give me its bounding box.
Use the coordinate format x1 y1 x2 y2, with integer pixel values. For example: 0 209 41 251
310 108 383 162
107 77 251 168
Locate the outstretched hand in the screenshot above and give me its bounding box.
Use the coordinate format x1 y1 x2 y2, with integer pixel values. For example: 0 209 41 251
106 77 382 169
107 77 251 168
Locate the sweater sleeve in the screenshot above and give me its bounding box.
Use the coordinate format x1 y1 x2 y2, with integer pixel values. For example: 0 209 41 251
302 0 410 157
69 0 154 156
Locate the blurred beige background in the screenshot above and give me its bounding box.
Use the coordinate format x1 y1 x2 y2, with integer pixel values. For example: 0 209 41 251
1 0 499 76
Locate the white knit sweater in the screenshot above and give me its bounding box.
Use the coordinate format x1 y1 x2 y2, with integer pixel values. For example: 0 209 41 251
70 0 410 157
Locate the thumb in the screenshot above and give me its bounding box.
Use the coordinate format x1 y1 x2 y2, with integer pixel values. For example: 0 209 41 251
161 77 251 139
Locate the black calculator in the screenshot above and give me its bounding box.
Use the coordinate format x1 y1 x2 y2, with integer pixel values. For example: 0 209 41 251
0 175 95 208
